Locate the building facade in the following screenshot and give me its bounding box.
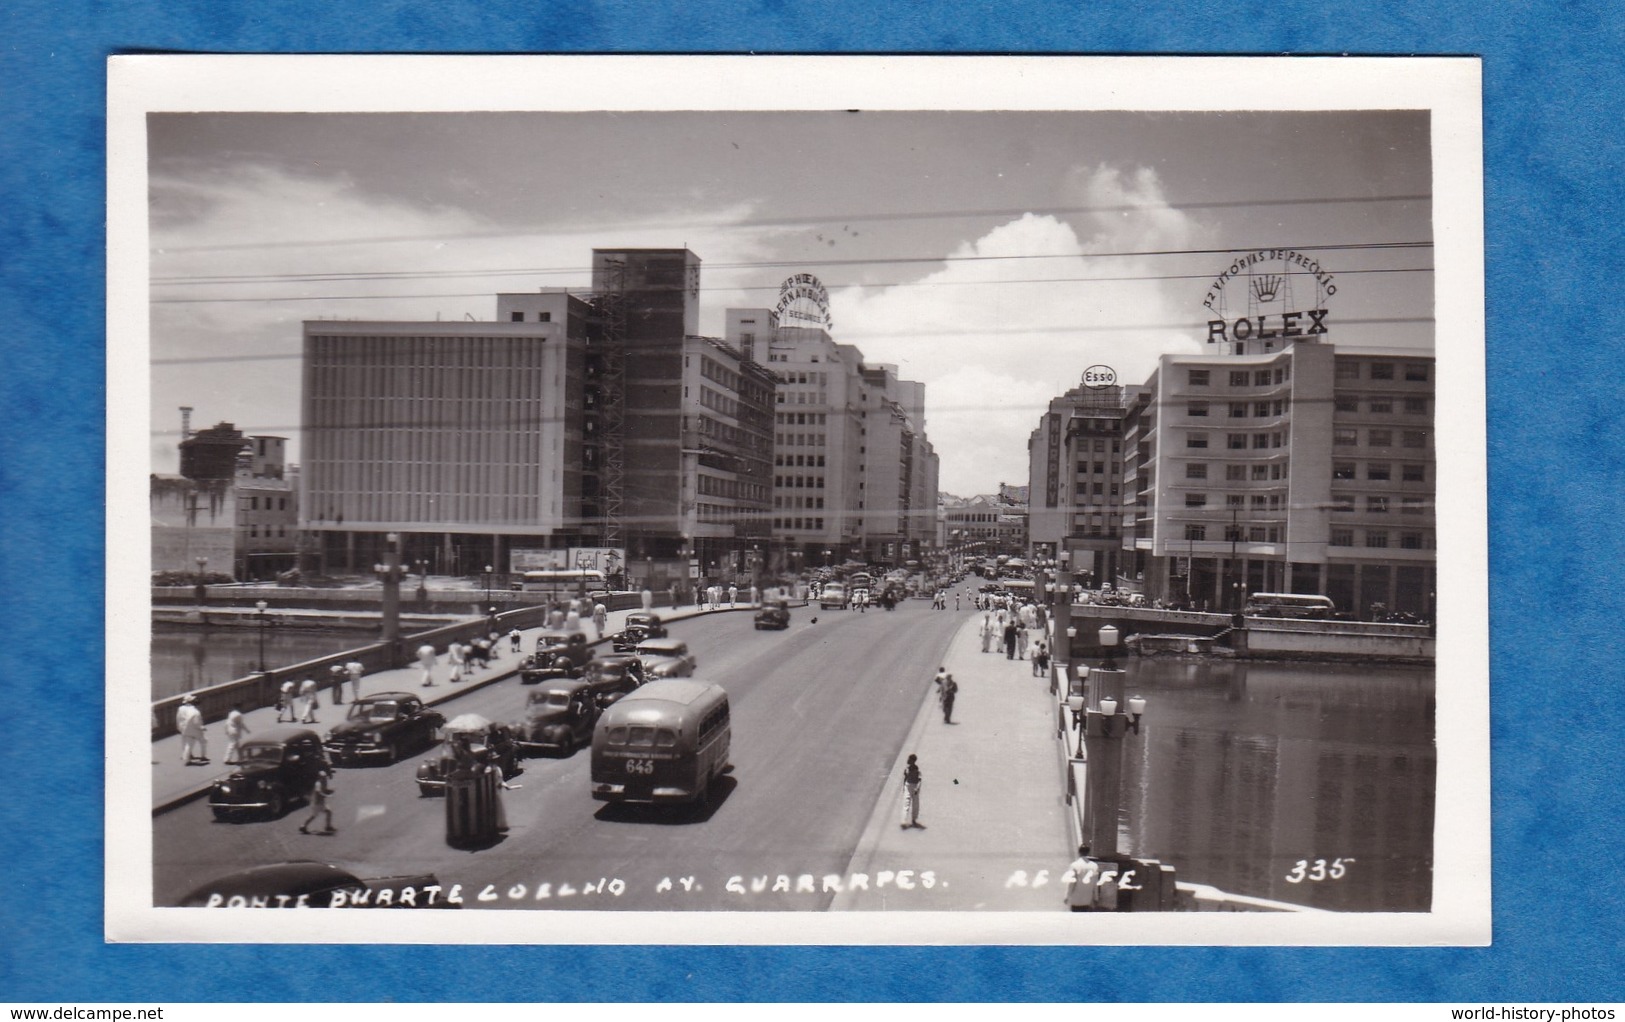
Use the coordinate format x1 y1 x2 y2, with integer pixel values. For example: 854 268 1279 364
1027 339 1436 617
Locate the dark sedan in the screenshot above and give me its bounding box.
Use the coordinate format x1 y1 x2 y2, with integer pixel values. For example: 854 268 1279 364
208 728 329 822
519 630 593 682
581 654 645 707
514 679 600 756
611 612 668 652
324 692 445 765
754 600 791 630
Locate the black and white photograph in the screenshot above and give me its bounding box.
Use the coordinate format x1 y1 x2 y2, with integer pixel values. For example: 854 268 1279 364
107 55 1487 944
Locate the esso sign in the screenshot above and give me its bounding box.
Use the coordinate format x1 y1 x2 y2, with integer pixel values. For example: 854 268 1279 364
1083 365 1118 389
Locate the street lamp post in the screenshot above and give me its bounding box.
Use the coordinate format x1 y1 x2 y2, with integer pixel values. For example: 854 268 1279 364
484 564 494 609
194 556 208 606
1052 549 1073 699
373 532 405 668
254 599 269 673
1084 624 1137 859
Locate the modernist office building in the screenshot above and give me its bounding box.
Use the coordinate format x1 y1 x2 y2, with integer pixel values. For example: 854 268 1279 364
724 309 940 569
300 248 775 585
1030 337 1436 617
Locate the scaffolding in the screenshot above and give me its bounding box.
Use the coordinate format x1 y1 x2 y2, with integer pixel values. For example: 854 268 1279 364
594 258 628 550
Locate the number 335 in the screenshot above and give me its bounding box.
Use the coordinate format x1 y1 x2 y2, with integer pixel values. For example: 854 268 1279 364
1285 858 1355 883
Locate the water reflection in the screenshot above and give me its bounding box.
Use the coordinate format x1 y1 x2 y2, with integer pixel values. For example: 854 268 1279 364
1118 659 1435 912
151 626 377 700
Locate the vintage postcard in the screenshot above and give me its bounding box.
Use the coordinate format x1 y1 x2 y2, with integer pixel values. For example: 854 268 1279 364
107 55 1486 944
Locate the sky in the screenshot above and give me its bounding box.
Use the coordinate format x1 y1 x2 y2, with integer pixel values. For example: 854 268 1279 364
147 109 1434 497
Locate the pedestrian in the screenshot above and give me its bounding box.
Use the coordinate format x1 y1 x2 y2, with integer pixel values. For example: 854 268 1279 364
933 666 949 696
488 628 503 660
980 612 993 653
955 593 961 611
276 679 296 722
900 753 923 829
1064 845 1100 910
509 628 523 654
940 673 958 724
667 583 677 608
417 643 438 687
344 659 364 703
448 641 465 684
592 600 607 639
1031 640 1049 678
299 767 335 834
728 584 738 607
1004 620 1019 660
298 677 319 723
222 703 250 764
328 663 347 705
176 693 208 765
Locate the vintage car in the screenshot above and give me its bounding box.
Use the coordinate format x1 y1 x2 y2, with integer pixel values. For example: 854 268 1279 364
753 600 791 630
513 679 600 756
519 630 593 682
611 612 668 652
414 715 521 795
323 692 445 765
208 727 330 822
581 654 645 707
633 636 698 679
178 861 460 908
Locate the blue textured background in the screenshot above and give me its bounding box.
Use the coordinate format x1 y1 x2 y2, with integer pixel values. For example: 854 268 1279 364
3 0 1622 1004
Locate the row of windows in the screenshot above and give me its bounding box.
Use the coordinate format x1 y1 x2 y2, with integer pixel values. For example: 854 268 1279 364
1333 495 1431 514
244 525 289 538
776 453 827 467
1075 482 1122 497
778 412 828 425
245 496 290 511
1077 438 1123 454
775 495 825 510
1334 396 1430 415
777 387 828 405
1333 463 1428 482
1076 460 1121 474
774 516 826 530
775 475 826 489
1182 524 1284 543
1336 361 1431 382
1334 428 1430 448
1330 529 1434 548
1187 399 1289 418
1187 432 1287 450
696 474 768 503
776 370 829 387
1186 367 1291 388
776 432 826 447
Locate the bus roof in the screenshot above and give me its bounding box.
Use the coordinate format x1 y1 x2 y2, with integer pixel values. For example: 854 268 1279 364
615 678 724 707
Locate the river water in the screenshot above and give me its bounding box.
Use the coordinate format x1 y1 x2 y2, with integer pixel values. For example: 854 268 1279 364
151 626 377 700
1113 657 1435 912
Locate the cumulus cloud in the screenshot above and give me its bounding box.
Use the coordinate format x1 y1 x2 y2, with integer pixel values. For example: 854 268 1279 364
828 164 1207 496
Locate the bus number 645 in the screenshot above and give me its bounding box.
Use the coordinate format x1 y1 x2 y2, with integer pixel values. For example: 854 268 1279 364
625 759 655 776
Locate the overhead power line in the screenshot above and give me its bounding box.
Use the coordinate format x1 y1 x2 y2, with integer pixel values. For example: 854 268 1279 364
156 193 1433 254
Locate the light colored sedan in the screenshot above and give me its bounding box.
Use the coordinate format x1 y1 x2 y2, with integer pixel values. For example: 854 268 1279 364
634 637 697 679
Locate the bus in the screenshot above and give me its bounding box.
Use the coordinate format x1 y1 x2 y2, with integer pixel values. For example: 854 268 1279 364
590 679 732 806
847 571 875 592
516 569 608 598
1243 592 1337 619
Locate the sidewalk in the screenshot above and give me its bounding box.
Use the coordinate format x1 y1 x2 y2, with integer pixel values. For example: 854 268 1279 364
832 609 1073 911
151 600 757 813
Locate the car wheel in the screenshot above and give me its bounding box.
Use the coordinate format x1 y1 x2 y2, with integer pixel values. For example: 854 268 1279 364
417 784 437 798
211 807 236 823
385 739 401 764
264 788 286 820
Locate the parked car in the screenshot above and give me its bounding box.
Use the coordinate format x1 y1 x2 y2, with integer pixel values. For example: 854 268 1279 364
177 861 459 908
208 727 330 822
818 582 849 609
513 679 600 756
324 692 445 765
611 612 668 652
414 715 520 795
581 654 646 707
519 630 593 682
754 599 791 630
634 636 698 679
